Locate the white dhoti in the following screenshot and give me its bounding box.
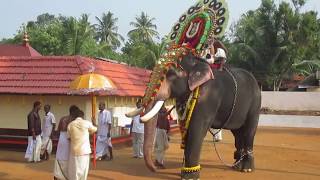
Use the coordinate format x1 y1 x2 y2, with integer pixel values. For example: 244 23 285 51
154 128 169 164
25 135 42 162
41 136 53 155
212 129 223 141
132 132 144 157
54 132 70 180
96 135 112 158
54 160 68 180
68 154 90 180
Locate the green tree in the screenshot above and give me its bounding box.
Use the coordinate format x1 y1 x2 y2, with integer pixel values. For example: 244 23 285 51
128 12 159 43
229 0 320 90
0 13 64 55
122 33 165 69
95 12 124 50
62 14 95 55
122 13 162 69
1 13 128 60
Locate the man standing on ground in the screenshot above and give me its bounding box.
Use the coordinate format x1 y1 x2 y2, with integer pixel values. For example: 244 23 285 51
68 110 97 180
41 104 56 160
96 102 113 160
154 105 175 169
53 105 79 180
130 99 144 158
25 101 42 162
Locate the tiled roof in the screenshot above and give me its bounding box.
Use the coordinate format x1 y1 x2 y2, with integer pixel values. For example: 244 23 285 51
0 44 41 56
0 56 150 96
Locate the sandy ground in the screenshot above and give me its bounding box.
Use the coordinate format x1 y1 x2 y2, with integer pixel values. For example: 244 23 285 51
0 127 320 180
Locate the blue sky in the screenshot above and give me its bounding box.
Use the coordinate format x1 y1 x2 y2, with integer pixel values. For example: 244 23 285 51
0 0 319 40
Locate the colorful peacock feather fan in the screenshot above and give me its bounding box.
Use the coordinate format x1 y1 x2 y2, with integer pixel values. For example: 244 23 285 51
142 0 229 106
167 0 229 52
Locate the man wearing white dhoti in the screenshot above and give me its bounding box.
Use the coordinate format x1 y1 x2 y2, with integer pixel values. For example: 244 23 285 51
41 104 56 160
68 110 97 180
53 105 79 180
25 101 42 163
154 105 174 169
130 100 144 158
96 102 113 160
212 129 223 142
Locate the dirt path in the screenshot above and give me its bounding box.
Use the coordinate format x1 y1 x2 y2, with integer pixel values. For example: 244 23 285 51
0 127 320 180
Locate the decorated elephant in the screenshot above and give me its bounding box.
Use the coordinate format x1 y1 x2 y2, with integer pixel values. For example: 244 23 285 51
126 0 261 179
127 50 261 179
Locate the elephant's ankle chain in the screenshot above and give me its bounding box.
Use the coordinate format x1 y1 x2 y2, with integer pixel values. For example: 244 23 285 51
181 165 201 173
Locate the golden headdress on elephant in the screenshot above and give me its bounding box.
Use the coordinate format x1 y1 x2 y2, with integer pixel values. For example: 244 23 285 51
142 0 230 107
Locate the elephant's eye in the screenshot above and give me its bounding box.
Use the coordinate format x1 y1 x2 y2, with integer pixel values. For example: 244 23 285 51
166 69 178 80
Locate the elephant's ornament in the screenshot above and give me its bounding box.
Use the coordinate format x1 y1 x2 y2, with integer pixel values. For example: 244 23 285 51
126 1 261 180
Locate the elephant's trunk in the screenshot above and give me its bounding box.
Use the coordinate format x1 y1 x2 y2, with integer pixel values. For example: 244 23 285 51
139 56 172 172
141 82 170 172
143 113 158 172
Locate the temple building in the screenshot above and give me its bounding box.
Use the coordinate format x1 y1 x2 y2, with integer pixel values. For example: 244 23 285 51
0 32 41 57
0 32 153 147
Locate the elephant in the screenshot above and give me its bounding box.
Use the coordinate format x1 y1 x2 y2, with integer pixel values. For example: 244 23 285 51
126 52 261 180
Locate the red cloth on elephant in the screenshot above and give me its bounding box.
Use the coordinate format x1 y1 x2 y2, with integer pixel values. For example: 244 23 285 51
209 63 222 69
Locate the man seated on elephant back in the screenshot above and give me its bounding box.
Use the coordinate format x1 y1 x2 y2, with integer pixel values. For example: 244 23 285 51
201 38 228 71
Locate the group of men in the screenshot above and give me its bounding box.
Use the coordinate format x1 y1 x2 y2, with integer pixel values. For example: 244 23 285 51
25 101 113 180
25 102 55 163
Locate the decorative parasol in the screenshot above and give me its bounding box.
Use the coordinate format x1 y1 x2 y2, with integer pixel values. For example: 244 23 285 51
69 72 116 168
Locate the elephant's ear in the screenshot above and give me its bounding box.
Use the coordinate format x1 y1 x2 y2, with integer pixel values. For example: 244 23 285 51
188 62 214 91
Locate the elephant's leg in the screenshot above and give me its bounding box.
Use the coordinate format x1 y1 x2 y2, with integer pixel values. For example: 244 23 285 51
231 128 244 160
231 128 245 170
235 112 259 173
181 111 212 180
242 112 259 172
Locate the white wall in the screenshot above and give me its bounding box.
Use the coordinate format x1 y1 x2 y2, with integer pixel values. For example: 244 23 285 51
261 92 320 111
259 114 320 128
0 95 141 129
0 95 88 129
111 106 135 127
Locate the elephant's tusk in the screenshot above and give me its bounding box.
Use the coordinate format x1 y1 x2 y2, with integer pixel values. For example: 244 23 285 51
125 107 144 117
140 101 164 122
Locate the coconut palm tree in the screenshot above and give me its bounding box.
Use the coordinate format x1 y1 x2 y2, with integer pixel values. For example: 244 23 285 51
95 12 124 49
128 12 159 43
62 14 94 55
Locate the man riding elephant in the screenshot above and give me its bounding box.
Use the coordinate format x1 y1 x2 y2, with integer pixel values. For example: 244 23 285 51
201 38 228 71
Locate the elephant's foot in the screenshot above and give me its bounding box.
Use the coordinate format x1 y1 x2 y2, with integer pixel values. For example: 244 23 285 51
232 150 254 173
181 165 201 180
181 171 200 180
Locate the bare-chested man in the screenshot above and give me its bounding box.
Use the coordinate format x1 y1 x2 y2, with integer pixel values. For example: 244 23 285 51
53 105 80 180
